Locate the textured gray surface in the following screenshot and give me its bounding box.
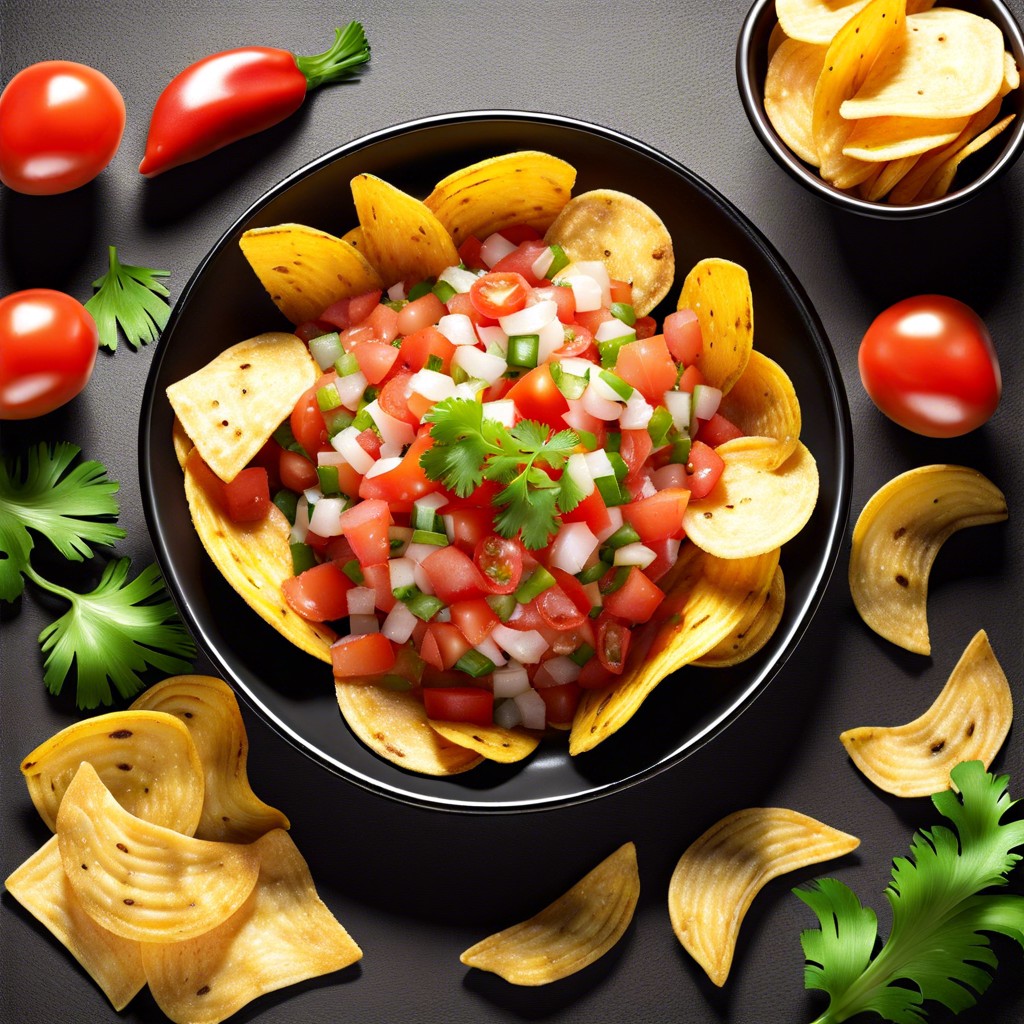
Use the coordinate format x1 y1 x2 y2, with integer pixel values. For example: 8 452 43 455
2 2 1023 1022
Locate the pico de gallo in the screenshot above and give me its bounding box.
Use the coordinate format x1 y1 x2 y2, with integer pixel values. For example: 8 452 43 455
201 225 745 732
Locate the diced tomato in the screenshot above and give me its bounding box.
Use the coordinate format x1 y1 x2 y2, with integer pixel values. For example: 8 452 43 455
470 271 532 319
615 335 678 404
421 685 493 726
358 433 439 510
508 597 546 632
445 289 495 329
642 537 680 583
421 545 489 603
619 428 654 483
553 322 595 359
537 584 586 631
397 292 448 336
352 339 400 384
338 498 392 566
698 412 744 447
319 289 382 330
249 438 283 491
685 441 725 499
507 364 569 430
498 224 542 244
334 461 364 500
294 320 332 343
219 466 270 523
596 616 631 675
323 534 355 565
537 681 581 725
561 488 612 537
458 235 486 271
398 326 456 373
608 279 633 304
450 598 499 645
360 561 396 613
474 534 524 595
634 315 657 340
549 568 592 618
355 428 383 459
443 478 502 512
290 372 335 456
446 507 493 553
603 567 664 624
574 308 613 335
378 371 420 426
664 308 703 366
492 240 550 287
282 562 352 622
279 449 319 493
532 283 576 323
677 364 705 394
419 623 472 671
577 655 611 689
331 632 396 678
621 487 690 543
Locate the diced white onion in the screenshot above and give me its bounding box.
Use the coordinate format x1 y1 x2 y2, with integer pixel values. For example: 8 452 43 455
346 587 377 616
594 318 635 343
387 281 407 301
499 299 557 336
415 492 449 512
289 495 310 544
559 357 594 379
693 384 723 421
364 456 401 479
382 601 417 643
476 324 508 352
613 542 656 568
565 452 596 498
584 448 615 481
514 688 547 730
531 245 555 279
474 634 507 667
307 496 347 537
480 231 517 268
539 655 582 686
453 380 486 402
364 399 415 448
334 370 369 410
303 485 322 506
549 521 600 575
438 264 481 293
309 333 344 371
564 272 602 312
582 383 622 421
404 542 438 564
316 449 346 467
437 312 479 347
637 473 657 499
331 426 375 475
348 614 379 635
537 316 567 363
409 367 457 402
481 399 516 428
492 661 530 698
453 345 507 384
589 372 627 403
663 390 692 432
620 391 654 429
494 697 522 729
388 557 417 594
492 624 549 664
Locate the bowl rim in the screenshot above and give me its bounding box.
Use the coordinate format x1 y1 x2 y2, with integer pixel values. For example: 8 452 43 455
139 109 854 814
736 0 1024 218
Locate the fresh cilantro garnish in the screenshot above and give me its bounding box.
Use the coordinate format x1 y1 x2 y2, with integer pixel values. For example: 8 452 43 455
797 760 1024 1024
420 397 584 549
0 442 125 602
85 245 171 351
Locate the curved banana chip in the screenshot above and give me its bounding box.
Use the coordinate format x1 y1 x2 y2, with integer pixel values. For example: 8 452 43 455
840 629 1012 797
461 842 639 985
668 808 859 986
849 465 1008 654
427 719 541 764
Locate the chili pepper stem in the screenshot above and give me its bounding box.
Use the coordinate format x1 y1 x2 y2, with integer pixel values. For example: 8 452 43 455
295 21 371 91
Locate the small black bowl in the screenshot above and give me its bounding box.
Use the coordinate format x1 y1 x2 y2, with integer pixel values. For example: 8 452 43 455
737 0 1024 218
139 111 853 813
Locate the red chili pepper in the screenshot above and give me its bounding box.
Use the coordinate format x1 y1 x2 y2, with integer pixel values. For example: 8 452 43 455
139 21 370 177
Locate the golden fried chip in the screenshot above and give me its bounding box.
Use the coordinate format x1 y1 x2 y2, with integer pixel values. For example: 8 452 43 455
842 113 969 162
350 173 460 287
862 154 919 200
335 683 483 775
812 0 906 189
694 566 786 668
4 837 146 1010
57 763 260 943
777 0 933 44
841 9 1005 121
428 720 541 764
142 829 361 1024
238 223 383 326
424 150 577 247
184 448 336 663
570 547 780 755
544 189 675 316
131 675 290 843
166 332 318 483
677 258 753 394
914 112 1016 201
172 415 192 469
718 350 802 464
461 842 640 985
764 36 827 166
849 465 1008 655
21 710 204 836
668 808 859 986
682 439 818 559
840 630 1012 797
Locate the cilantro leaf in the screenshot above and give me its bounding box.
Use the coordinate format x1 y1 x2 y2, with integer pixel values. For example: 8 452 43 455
797 761 1024 1024
0 442 125 602
85 245 171 351
28 559 196 710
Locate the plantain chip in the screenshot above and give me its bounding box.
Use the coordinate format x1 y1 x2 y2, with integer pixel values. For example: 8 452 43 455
21 710 204 836
57 763 261 943
335 682 483 775
427 719 541 764
764 36 827 166
777 0 934 43
849 465 1008 655
694 565 786 668
668 807 859 986
682 438 819 559
460 842 639 985
862 153 919 201
238 223 383 326
424 150 577 247
840 629 1012 797
543 189 674 316
718 350 802 464
842 113 969 162
166 332 318 483
4 837 146 1011
569 547 780 755
142 829 361 1024
350 172 460 287
676 258 753 394
184 447 336 663
130 675 290 843
913 113 1016 202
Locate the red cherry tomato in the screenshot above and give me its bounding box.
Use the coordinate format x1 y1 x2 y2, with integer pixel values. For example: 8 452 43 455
858 295 1001 438
0 289 99 419
0 61 125 195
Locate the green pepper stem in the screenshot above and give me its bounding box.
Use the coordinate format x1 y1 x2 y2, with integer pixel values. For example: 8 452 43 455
295 21 371 91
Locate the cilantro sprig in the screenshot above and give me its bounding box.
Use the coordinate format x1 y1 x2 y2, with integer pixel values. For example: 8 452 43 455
797 760 1024 1024
1 442 195 709
420 397 585 549
85 245 171 351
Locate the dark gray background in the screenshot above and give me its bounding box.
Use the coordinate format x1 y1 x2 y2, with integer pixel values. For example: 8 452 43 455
1 2 1022 1022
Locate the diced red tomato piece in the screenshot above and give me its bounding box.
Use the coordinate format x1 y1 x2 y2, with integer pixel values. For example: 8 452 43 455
338 498 392 566
421 545 489 604
678 364 705 394
634 315 657 340
537 584 586 631
491 241 550 287
685 441 726 499
458 235 486 271
473 534 524 595
615 335 678 404
498 224 542 244
664 308 703 366
620 428 654 483
358 434 439 510
577 655 612 689
574 308 613 335
446 507 493 553
279 449 319 493
608 279 633 304
352 339 400 384
536 681 581 724
219 467 270 523
360 562 396 613
470 271 532 319
445 289 495 329
561 488 612 537
378 371 420 426
249 438 283 491
596 616 631 675
282 562 353 622
549 568 593 618
603 567 664 624
553 322 595 360
398 326 456 373
290 372 336 456
507 364 569 430
698 412 744 447
397 292 448 336
642 537 680 583
331 632 396 678
319 289 382 330
533 283 576 323
421 685 493 726
419 623 472 671
621 487 690 543
508 597 546 632
355 428 383 459
450 599 499 646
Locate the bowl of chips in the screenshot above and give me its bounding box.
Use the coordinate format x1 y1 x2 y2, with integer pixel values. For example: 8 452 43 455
737 0 1024 215
140 111 852 811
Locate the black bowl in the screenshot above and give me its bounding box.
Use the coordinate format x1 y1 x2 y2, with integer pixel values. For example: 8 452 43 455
139 111 853 813
737 0 1024 218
